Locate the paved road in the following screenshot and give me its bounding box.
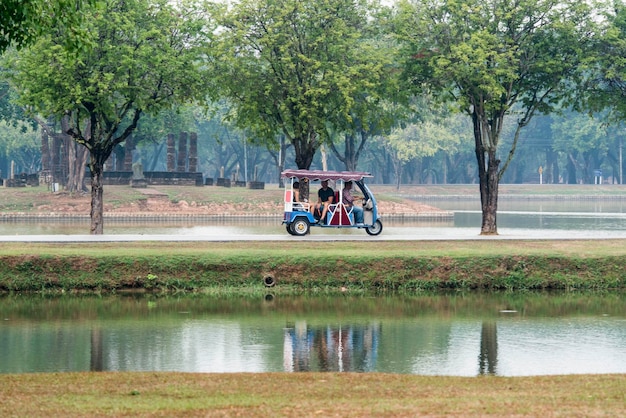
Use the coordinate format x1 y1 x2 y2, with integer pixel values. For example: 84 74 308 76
2 227 625 242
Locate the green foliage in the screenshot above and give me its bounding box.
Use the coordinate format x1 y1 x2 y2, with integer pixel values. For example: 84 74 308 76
399 0 592 118
0 119 40 172
396 0 594 232
382 108 468 178
212 0 393 169
5 0 216 233
0 0 97 53
581 1 626 121
7 0 214 140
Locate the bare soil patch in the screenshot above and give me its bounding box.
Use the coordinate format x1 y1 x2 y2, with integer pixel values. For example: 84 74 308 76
2 185 447 216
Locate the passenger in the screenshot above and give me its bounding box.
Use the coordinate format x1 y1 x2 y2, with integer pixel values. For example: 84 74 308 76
312 180 334 223
292 181 309 211
292 181 301 203
342 181 364 224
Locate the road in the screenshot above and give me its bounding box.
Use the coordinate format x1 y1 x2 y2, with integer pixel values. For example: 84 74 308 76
2 226 626 242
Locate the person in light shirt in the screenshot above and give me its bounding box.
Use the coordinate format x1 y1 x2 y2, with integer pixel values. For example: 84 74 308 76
342 181 364 224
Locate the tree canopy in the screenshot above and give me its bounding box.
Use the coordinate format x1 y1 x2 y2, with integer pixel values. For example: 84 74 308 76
397 0 593 234
5 0 215 234
212 0 392 171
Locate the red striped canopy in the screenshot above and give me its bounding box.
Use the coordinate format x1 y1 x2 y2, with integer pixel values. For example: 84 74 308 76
281 169 373 182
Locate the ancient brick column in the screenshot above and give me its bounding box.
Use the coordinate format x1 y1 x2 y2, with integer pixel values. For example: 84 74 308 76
189 132 198 172
41 131 50 171
177 132 188 172
39 131 52 186
123 135 133 171
167 134 176 172
51 134 62 185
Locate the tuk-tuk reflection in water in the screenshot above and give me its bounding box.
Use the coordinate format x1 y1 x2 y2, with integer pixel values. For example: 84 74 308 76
283 321 380 372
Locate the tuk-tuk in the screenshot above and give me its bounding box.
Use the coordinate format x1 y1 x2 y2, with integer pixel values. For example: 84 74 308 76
281 169 383 236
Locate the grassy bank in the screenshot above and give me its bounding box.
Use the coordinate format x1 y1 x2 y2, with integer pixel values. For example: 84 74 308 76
0 372 623 417
1 240 625 293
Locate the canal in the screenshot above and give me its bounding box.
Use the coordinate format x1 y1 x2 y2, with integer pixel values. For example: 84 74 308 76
1 293 624 376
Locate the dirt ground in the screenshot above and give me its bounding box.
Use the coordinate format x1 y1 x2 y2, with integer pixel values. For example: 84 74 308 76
13 186 448 216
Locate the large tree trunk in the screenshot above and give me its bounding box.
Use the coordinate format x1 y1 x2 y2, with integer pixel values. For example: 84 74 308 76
292 130 318 170
62 116 90 193
89 155 105 235
473 111 499 235
566 153 578 184
546 148 559 184
277 135 288 188
65 142 89 193
481 152 500 235
76 146 89 192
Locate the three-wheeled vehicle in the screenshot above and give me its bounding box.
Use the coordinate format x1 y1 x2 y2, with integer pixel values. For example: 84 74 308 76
281 169 383 236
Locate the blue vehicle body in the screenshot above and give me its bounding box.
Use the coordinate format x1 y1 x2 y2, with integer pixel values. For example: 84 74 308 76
281 169 383 236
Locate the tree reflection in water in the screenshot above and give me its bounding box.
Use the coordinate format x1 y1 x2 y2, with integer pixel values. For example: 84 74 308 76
479 321 498 375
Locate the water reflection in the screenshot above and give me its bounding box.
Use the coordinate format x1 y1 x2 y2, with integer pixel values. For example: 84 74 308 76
427 199 626 230
479 321 497 375
284 321 380 372
0 293 624 376
454 211 626 230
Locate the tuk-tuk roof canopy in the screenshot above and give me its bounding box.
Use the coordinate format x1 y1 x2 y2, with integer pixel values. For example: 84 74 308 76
281 169 373 182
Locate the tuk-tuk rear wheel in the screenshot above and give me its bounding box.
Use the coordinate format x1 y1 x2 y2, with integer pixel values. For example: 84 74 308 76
291 218 310 236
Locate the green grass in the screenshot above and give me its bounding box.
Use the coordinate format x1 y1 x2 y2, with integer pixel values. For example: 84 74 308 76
0 372 623 417
1 241 625 293
2 239 626 257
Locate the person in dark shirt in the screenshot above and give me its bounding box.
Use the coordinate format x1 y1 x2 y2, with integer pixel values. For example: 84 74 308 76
311 180 334 223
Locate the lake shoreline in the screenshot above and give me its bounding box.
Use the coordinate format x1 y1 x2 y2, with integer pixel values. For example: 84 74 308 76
1 240 624 293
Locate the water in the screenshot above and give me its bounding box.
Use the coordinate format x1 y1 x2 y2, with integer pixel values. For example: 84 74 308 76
443 200 626 231
3 198 626 235
1 200 624 376
1 293 624 376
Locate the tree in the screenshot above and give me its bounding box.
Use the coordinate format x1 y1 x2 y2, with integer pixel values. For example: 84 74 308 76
552 111 612 184
212 0 389 178
6 0 214 234
397 0 592 234
581 1 626 184
325 4 404 172
0 119 40 175
381 110 466 188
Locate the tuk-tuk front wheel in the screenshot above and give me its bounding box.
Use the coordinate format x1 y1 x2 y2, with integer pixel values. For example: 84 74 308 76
291 218 310 236
366 219 383 236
